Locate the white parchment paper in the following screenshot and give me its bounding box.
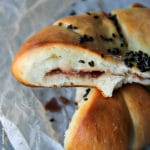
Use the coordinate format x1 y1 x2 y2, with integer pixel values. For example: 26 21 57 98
0 0 150 150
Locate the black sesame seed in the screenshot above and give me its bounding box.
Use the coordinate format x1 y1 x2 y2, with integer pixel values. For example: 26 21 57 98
84 98 88 101
128 63 134 68
83 88 91 98
73 26 78 29
100 35 113 42
120 43 124 47
138 50 143 55
83 34 87 39
148 57 150 66
67 24 73 29
93 15 99 19
88 36 94 41
112 33 116 38
107 49 111 53
124 58 129 65
124 50 150 72
70 10 76 16
124 59 133 68
78 36 85 44
50 118 55 122
101 54 104 58
144 53 148 59
78 60 85 63
112 48 120 55
67 24 78 30
86 12 91 15
78 34 94 44
88 61 95 67
58 22 62 26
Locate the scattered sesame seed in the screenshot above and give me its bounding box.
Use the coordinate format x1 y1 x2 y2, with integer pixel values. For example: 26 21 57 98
120 43 124 47
78 60 85 63
78 34 94 44
73 26 78 29
93 15 99 19
107 49 111 53
112 33 116 38
100 35 113 42
58 22 62 26
86 12 91 15
124 50 150 72
83 88 91 98
67 24 78 30
101 54 104 58
50 118 55 122
88 60 95 67
112 48 120 55
79 36 85 44
67 24 73 29
70 10 76 16
74 102 78 106
84 98 88 101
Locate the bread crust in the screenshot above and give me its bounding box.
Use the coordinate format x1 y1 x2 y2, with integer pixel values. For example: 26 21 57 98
112 8 150 55
65 87 133 150
65 84 150 150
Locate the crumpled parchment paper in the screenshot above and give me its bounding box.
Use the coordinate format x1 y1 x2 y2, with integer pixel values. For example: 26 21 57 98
0 0 150 150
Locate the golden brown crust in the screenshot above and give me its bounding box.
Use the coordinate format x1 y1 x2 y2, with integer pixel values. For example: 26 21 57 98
65 88 133 150
65 84 150 150
122 84 150 149
13 11 122 59
112 7 150 55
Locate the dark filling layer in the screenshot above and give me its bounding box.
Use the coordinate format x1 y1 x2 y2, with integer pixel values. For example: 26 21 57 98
45 68 150 80
45 68 104 78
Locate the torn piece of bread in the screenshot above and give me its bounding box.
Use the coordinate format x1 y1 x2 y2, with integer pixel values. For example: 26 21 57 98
65 84 150 150
11 6 150 97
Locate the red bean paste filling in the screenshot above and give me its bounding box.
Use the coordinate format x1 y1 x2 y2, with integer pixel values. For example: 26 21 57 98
45 68 104 78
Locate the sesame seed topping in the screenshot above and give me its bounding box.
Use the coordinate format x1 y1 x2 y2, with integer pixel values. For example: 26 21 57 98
73 26 78 29
124 50 150 72
120 43 124 47
112 33 116 38
78 60 85 63
101 54 104 58
50 118 55 122
88 61 95 67
78 34 94 44
58 22 62 26
100 35 113 42
107 49 111 53
83 88 91 98
112 48 120 55
124 59 133 68
70 10 76 16
93 15 99 19
84 98 88 101
86 12 91 15
67 24 73 29
67 24 78 30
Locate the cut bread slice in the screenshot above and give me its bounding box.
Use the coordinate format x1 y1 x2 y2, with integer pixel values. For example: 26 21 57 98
11 6 150 97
